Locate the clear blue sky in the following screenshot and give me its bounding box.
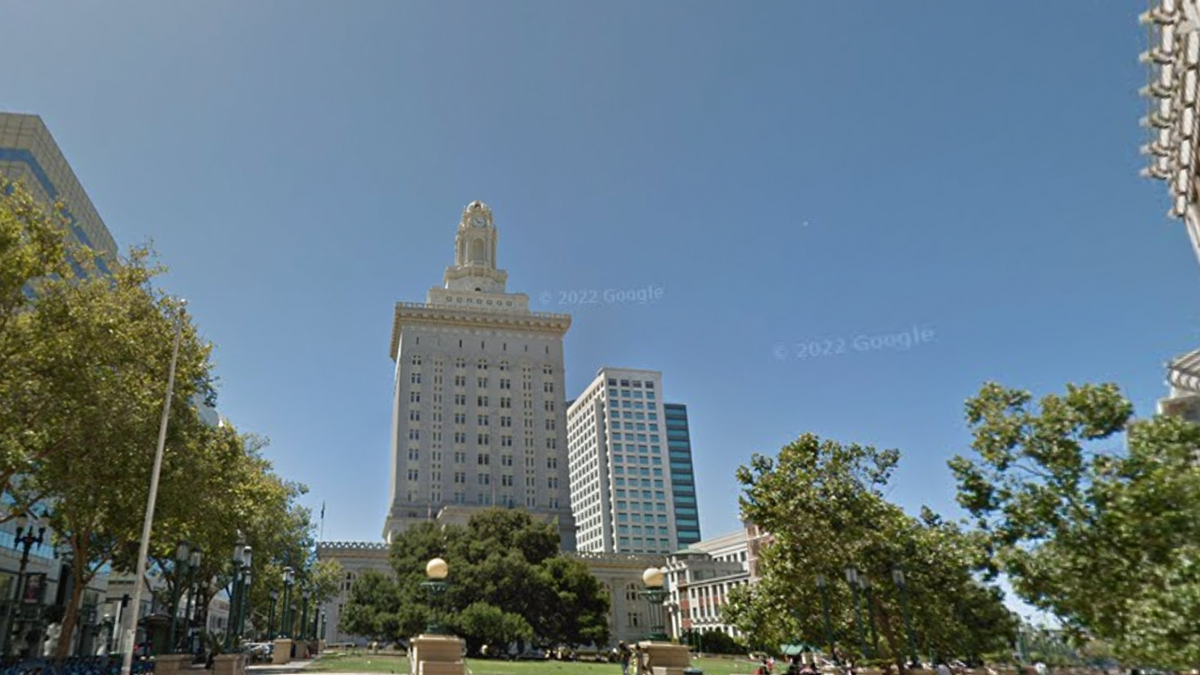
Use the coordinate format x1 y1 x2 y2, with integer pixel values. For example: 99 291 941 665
1 2 1192 572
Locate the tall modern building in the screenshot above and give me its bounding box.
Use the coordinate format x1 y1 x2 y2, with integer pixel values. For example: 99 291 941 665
0 112 117 274
663 404 700 547
568 368 693 554
383 201 577 549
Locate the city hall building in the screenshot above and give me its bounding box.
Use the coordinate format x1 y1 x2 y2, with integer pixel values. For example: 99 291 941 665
382 201 577 549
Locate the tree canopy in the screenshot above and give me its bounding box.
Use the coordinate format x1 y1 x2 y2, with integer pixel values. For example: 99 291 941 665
726 433 1016 670
0 177 321 656
340 508 609 653
950 382 1200 667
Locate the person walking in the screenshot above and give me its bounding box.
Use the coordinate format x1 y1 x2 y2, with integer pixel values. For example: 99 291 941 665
619 642 632 675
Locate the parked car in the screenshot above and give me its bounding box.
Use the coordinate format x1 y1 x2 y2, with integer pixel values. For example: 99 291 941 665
242 642 274 663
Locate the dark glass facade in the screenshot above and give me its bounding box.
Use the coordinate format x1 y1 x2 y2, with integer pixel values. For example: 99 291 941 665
664 402 700 547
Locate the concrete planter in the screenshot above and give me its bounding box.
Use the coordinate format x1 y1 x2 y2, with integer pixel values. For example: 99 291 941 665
153 654 192 675
213 653 247 675
272 638 293 664
410 633 465 675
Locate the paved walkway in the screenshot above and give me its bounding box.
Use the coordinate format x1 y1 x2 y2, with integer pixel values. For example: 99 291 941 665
248 659 316 674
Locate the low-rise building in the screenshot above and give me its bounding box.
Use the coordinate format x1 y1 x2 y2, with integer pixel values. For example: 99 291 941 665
662 529 753 641
567 551 667 648
315 541 391 646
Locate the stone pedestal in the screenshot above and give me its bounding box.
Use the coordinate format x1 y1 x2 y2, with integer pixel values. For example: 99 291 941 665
638 641 691 675
213 653 247 675
272 638 293 664
154 654 193 675
410 634 466 675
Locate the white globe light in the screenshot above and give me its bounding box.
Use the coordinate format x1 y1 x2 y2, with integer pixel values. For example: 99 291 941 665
427 557 449 580
642 567 664 588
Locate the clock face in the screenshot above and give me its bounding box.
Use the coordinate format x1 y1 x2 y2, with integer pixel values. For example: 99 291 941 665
472 215 487 227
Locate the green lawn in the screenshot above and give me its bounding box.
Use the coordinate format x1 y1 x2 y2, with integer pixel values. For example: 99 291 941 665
312 652 759 675
309 652 411 673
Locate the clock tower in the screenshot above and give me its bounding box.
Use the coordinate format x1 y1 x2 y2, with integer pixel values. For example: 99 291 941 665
444 200 507 293
384 200 576 550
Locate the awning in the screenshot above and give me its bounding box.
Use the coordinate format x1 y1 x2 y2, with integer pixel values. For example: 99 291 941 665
780 644 818 656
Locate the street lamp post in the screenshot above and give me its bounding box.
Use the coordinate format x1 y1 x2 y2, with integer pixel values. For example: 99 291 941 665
281 567 294 639
239 569 252 641
300 589 311 642
224 544 251 652
268 591 279 640
844 567 868 661
1 513 46 657
861 577 879 657
892 567 918 668
168 542 190 654
311 600 320 641
640 567 668 641
120 302 186 675
815 574 836 664
181 548 202 653
420 558 449 635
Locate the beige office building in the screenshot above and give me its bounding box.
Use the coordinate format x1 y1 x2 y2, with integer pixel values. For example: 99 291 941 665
567 368 678 555
383 201 576 549
0 112 117 272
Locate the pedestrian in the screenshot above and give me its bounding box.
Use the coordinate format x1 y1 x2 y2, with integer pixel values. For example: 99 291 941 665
620 642 631 675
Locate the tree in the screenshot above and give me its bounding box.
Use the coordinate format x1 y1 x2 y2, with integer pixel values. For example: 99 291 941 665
536 556 611 649
949 382 1200 667
727 433 1016 671
680 629 743 655
340 509 610 650
0 177 84 518
22 244 220 657
0 178 319 657
451 602 532 656
340 570 407 644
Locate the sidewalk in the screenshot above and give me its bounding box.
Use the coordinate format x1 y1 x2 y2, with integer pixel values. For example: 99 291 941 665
248 659 316 674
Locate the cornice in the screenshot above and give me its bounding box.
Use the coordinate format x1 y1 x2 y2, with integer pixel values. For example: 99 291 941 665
390 302 572 360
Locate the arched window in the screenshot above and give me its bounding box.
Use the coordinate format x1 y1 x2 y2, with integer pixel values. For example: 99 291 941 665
470 238 487 265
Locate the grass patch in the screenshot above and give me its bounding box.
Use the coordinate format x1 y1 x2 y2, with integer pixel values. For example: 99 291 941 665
310 652 411 673
311 653 759 675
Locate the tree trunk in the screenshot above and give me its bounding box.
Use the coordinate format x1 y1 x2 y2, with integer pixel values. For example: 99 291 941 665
54 537 90 659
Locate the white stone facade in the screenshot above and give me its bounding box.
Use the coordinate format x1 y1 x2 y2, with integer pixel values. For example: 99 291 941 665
567 368 677 555
315 542 392 646
662 530 752 640
567 551 666 648
384 201 577 550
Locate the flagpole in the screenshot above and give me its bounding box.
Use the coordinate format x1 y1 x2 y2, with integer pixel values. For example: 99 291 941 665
121 302 186 675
